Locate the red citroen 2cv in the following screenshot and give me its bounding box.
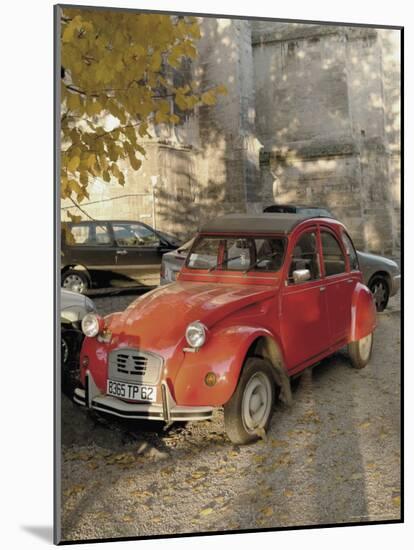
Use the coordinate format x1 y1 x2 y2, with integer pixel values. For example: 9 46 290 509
74 214 376 444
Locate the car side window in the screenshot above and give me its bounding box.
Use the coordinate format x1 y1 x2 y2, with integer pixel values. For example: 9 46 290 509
288 231 320 283
342 232 359 271
94 224 111 245
321 231 346 276
65 223 111 246
113 224 159 247
68 224 92 245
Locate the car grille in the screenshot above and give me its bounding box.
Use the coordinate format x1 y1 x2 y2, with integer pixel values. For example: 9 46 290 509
108 348 163 385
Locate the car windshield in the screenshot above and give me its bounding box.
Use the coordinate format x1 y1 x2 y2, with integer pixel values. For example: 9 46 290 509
186 236 285 272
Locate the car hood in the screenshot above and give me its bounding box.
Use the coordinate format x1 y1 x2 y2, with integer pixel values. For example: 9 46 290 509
357 250 399 270
106 281 277 355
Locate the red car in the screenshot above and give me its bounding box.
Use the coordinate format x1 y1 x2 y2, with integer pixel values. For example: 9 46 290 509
74 214 376 444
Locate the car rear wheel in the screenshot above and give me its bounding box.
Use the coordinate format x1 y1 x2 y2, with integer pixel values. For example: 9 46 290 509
62 270 89 294
369 275 389 312
224 357 275 445
348 332 373 369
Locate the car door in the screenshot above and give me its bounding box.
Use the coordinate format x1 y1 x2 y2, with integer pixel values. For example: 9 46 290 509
320 228 355 347
280 228 330 371
64 222 115 272
111 222 166 286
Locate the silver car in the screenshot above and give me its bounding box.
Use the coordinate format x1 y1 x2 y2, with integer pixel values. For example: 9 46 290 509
160 238 400 312
61 289 96 395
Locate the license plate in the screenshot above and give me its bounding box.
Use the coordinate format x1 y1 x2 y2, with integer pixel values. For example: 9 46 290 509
107 380 157 402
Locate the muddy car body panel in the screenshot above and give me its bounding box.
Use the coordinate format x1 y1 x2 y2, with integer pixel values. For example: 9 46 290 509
75 214 377 442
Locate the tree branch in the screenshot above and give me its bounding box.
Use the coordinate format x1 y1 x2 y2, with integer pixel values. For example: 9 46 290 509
68 197 96 221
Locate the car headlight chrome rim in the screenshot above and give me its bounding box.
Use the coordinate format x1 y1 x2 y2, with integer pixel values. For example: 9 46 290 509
185 321 207 349
81 313 103 338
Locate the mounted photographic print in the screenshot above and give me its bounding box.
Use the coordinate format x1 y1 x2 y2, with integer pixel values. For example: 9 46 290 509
54 3 403 544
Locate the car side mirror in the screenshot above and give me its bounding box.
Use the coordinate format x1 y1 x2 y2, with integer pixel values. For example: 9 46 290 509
292 269 311 284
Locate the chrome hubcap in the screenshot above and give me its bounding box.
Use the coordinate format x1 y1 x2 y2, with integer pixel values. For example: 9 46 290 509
359 333 372 361
63 273 85 293
241 372 272 433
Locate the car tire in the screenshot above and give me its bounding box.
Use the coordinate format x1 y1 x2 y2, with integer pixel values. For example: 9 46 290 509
61 270 89 294
224 357 275 445
61 326 84 397
368 275 390 312
348 332 374 369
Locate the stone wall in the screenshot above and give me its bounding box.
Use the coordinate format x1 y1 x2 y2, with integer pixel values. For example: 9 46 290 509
61 18 401 253
251 23 401 254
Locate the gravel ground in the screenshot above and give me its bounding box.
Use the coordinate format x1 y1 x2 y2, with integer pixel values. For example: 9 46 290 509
60 293 401 542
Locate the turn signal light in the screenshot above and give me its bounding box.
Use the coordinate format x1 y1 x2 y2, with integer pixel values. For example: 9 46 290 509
205 372 217 387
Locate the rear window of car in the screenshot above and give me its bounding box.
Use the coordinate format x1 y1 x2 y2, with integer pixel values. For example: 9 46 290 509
64 223 111 245
186 236 286 273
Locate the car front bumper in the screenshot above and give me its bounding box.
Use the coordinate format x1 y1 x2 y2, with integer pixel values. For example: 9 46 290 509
73 370 214 422
390 274 401 297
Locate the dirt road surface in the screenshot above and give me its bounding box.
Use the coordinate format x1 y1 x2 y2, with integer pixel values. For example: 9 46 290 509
60 294 401 542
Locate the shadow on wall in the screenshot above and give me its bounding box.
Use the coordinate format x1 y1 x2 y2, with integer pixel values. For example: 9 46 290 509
153 17 258 241
252 24 400 254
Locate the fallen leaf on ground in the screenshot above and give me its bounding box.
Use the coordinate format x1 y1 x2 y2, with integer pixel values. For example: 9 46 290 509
358 421 371 429
271 439 289 448
200 507 214 517
260 506 273 517
63 484 85 497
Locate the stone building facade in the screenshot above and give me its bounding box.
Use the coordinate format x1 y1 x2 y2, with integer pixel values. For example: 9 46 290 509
61 19 401 254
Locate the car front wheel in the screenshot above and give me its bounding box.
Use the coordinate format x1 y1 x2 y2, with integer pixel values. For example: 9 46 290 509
369 275 390 312
224 357 275 445
348 332 373 369
62 270 89 294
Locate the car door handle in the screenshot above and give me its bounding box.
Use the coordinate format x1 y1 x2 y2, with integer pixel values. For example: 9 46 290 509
116 249 128 255
320 286 326 292
346 279 354 284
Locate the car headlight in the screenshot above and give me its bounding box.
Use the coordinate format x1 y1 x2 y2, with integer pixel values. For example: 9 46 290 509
81 313 104 338
185 321 207 349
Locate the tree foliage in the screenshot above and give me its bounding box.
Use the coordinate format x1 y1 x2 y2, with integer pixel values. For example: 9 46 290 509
60 8 227 213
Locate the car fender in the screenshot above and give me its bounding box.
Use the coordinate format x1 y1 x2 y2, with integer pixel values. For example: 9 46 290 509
172 325 290 407
350 282 377 342
62 263 92 280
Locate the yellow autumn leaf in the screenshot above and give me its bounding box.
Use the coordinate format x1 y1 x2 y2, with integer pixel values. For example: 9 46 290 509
260 506 273 517
67 155 80 172
60 10 225 201
201 90 217 106
67 92 81 111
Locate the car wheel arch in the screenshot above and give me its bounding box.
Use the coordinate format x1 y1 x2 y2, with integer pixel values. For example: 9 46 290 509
350 282 377 341
244 334 292 406
61 264 92 282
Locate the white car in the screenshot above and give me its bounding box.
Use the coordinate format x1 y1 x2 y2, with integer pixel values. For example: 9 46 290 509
61 289 96 395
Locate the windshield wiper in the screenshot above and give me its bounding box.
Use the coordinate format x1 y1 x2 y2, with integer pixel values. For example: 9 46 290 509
243 252 280 274
208 255 245 272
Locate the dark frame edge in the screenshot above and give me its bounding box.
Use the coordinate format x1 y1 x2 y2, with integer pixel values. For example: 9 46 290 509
53 5 404 545
54 3 62 546
57 3 403 30
399 25 404 525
